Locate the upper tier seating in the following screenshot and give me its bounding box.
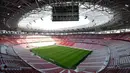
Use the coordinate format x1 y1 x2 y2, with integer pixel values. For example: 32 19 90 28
0 33 130 73
0 45 40 73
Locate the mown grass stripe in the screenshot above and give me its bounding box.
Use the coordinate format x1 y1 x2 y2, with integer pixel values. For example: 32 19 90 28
31 45 92 69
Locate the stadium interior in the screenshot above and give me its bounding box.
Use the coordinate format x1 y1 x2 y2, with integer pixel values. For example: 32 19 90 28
0 0 130 73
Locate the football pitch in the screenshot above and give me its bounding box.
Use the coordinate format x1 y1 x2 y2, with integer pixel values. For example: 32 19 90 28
31 45 92 69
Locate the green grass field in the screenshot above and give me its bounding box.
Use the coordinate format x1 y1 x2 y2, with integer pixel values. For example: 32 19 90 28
31 45 92 69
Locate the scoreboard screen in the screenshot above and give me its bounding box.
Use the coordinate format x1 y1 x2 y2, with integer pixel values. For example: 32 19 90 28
52 4 79 21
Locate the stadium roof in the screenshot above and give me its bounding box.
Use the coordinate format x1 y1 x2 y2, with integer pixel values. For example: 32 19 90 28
0 0 130 32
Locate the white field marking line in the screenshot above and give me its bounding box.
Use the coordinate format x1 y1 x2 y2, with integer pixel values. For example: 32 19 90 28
59 69 65 73
39 67 61 71
68 70 71 73
83 71 94 73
